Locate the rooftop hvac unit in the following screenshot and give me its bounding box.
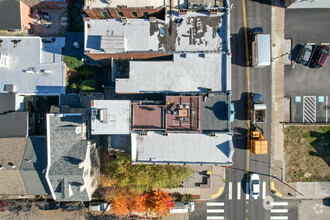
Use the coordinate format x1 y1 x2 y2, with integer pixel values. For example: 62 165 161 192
91 108 98 116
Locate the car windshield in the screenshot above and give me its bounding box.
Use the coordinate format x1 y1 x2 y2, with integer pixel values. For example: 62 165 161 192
252 180 259 184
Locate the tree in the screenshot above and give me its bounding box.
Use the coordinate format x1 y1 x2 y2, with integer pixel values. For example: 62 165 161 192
104 153 192 193
80 79 98 92
149 190 175 216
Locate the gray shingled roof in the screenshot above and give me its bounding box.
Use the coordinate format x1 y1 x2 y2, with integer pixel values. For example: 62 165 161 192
47 114 91 201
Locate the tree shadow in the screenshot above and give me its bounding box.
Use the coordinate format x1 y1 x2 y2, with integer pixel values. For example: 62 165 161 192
309 130 330 166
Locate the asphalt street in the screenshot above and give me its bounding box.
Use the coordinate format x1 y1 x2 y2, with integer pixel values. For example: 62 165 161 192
190 0 295 219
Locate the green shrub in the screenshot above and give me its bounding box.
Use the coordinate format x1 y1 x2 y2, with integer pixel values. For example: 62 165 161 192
64 56 83 69
80 79 98 92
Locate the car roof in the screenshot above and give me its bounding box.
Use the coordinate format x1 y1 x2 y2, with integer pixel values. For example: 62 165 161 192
317 46 330 66
250 173 260 180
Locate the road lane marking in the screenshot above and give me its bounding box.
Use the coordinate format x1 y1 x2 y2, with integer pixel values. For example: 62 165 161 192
237 182 241 200
262 181 266 199
207 217 224 220
270 217 288 220
246 182 249 200
228 182 232 200
271 209 288 213
207 209 224 213
207 202 224 206
271 202 288 206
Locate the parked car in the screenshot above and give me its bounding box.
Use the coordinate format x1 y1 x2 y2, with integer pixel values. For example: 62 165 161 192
312 45 330 68
89 203 110 212
297 44 312 65
250 173 260 199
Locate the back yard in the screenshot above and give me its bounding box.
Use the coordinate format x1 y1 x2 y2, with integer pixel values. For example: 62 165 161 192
284 125 330 182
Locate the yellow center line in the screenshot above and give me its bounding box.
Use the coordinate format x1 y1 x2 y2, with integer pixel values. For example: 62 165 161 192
242 0 251 179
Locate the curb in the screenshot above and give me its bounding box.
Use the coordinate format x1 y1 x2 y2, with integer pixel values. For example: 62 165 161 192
271 182 283 197
211 186 224 199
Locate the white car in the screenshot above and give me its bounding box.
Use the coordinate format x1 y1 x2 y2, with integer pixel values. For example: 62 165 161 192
250 173 260 199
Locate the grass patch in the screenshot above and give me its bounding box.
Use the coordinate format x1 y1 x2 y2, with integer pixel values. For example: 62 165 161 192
284 126 330 182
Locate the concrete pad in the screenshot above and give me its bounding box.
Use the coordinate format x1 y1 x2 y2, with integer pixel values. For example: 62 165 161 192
299 199 330 220
296 182 330 199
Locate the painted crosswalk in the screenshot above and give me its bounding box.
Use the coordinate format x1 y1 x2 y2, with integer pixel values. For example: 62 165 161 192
270 201 289 220
226 181 268 200
207 202 225 220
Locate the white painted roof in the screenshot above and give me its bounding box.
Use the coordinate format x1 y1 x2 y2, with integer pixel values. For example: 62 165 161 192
256 34 270 66
116 53 223 93
91 100 130 135
0 36 66 95
131 131 234 164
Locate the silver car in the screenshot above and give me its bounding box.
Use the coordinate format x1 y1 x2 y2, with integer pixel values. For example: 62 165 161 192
297 45 312 65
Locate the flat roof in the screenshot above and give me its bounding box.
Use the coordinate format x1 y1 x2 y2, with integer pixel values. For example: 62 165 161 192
132 96 202 132
116 53 222 93
91 100 131 135
131 132 234 164
202 93 230 132
85 0 164 8
0 37 66 95
257 34 271 66
84 14 223 53
0 0 21 30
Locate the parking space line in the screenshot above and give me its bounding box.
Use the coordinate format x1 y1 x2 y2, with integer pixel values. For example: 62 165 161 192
326 96 328 123
237 182 241 200
228 182 232 200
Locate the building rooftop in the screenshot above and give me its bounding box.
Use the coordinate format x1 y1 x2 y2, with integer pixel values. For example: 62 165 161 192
131 131 234 164
0 112 28 138
115 53 223 93
202 93 230 132
85 0 164 8
0 36 66 95
91 100 131 135
0 0 21 30
46 114 91 201
132 95 202 132
0 93 16 113
84 14 223 53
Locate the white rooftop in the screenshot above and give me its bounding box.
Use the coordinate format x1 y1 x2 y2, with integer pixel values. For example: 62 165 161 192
84 14 223 53
91 100 130 135
115 53 223 93
85 0 165 8
0 36 66 95
131 132 234 164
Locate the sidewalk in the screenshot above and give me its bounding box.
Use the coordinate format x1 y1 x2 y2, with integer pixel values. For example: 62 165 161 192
269 1 330 200
162 165 226 200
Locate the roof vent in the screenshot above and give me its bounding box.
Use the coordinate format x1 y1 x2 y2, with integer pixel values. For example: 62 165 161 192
179 9 187 15
122 5 127 9
76 126 82 134
4 84 14 93
121 17 128 23
149 17 156 22
148 6 154 9
140 131 148 136
210 9 218 14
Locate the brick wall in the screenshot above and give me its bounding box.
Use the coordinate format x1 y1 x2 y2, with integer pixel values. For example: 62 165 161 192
84 7 165 20
86 52 172 64
20 1 32 30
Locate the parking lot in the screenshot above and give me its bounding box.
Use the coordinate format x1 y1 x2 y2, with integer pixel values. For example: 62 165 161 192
285 8 330 123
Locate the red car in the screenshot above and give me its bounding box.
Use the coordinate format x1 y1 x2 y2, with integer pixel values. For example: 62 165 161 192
312 45 330 68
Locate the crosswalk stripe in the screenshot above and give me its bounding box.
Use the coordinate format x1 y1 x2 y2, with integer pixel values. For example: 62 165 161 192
237 182 241 200
207 217 224 220
228 182 232 200
262 181 266 199
270 217 288 220
207 209 224 213
207 202 224 206
271 202 288 206
271 209 288 213
246 182 249 200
